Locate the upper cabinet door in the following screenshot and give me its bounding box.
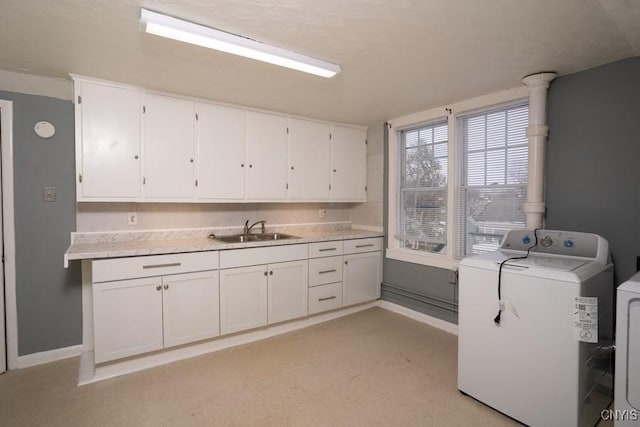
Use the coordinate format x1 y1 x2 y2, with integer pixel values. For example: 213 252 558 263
144 93 195 199
331 125 367 201
287 119 331 200
245 112 288 200
78 81 142 199
196 103 246 200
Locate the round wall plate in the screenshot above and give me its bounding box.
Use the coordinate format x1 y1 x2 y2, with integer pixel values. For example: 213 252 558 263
34 121 56 139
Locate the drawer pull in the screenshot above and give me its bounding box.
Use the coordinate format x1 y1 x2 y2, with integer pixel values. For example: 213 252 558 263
355 244 374 248
319 247 337 252
318 296 337 302
318 269 337 274
143 262 182 269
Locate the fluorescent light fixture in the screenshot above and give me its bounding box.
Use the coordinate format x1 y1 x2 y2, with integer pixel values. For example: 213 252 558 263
140 8 341 78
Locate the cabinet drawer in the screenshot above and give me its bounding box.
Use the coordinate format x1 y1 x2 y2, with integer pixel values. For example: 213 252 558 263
309 256 343 287
343 237 383 254
219 243 308 269
308 240 343 258
92 251 219 283
308 282 343 315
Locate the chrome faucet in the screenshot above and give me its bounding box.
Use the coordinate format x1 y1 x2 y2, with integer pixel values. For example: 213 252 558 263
244 220 266 235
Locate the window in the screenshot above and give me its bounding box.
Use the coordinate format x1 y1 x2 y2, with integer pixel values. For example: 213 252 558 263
399 121 448 254
387 87 530 269
456 103 529 257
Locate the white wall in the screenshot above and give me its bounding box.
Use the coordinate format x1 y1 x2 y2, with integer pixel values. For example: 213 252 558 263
350 123 384 230
76 202 352 232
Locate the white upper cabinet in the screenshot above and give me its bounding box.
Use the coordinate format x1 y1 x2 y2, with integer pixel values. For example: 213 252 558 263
330 125 367 201
245 111 288 200
287 119 331 200
72 77 368 203
143 93 196 199
76 81 142 200
196 103 246 200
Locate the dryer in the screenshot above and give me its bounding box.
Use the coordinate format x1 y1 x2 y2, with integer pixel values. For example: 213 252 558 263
458 229 614 427
615 271 640 426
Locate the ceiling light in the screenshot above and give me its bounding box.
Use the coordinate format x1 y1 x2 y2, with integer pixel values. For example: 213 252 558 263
140 9 341 78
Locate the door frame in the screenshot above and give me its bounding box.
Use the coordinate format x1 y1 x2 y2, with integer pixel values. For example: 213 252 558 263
0 99 18 370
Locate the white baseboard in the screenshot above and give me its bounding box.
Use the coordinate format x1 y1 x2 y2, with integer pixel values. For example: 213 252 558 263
79 302 377 385
377 300 458 335
18 344 82 369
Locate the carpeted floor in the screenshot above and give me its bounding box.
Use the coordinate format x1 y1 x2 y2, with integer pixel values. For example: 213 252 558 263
0 307 522 426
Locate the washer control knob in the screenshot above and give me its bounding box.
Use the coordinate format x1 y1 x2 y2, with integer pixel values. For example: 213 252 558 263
522 235 531 245
563 239 574 248
540 236 553 247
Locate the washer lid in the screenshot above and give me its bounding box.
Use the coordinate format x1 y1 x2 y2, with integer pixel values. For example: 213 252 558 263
505 256 589 272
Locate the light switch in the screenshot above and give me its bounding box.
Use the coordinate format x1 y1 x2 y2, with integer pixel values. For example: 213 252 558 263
43 187 56 202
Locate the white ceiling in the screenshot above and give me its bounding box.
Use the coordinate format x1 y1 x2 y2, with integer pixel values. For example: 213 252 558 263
1 0 639 125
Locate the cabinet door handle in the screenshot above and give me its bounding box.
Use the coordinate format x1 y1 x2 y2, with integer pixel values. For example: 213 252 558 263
319 248 337 252
355 244 374 248
155 285 161 291
264 271 268 276
344 261 348 265
164 284 169 290
269 270 273 275
319 296 337 302
318 269 337 274
142 262 181 269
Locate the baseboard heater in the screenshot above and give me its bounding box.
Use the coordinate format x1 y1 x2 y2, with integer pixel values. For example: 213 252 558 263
381 282 458 319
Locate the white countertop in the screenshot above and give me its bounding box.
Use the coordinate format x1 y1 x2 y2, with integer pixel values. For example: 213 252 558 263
64 228 384 267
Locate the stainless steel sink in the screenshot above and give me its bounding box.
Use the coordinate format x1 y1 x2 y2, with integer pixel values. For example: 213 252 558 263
214 233 299 243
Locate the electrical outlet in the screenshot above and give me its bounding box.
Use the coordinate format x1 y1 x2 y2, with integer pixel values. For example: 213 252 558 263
318 209 326 219
127 212 137 225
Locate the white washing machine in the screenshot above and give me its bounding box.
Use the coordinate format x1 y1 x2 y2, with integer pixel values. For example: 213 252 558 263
615 271 640 426
458 229 614 427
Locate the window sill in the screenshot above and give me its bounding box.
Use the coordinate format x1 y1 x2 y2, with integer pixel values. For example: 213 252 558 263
386 248 460 270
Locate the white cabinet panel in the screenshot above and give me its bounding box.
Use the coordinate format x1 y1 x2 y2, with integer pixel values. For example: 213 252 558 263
219 265 268 335
309 282 343 315
343 237 383 254
267 260 308 324
308 240 343 258
246 111 288 200
144 93 195 199
309 256 343 286
92 251 218 283
78 81 141 199
93 277 163 363
162 271 220 348
331 125 367 201
287 119 331 200
343 251 382 306
196 103 246 200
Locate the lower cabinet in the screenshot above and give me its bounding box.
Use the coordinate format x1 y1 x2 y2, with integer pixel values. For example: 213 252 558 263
219 259 308 335
219 265 268 335
267 260 308 324
93 270 219 363
89 237 383 365
343 251 383 306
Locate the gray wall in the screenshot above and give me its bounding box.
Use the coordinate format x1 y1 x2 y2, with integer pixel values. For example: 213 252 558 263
545 56 640 285
381 56 640 324
0 90 81 355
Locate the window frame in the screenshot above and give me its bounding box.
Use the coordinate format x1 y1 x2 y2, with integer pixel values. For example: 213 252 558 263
387 86 529 269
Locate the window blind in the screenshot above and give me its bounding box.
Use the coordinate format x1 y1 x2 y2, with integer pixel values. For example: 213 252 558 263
398 121 448 254
456 103 528 257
